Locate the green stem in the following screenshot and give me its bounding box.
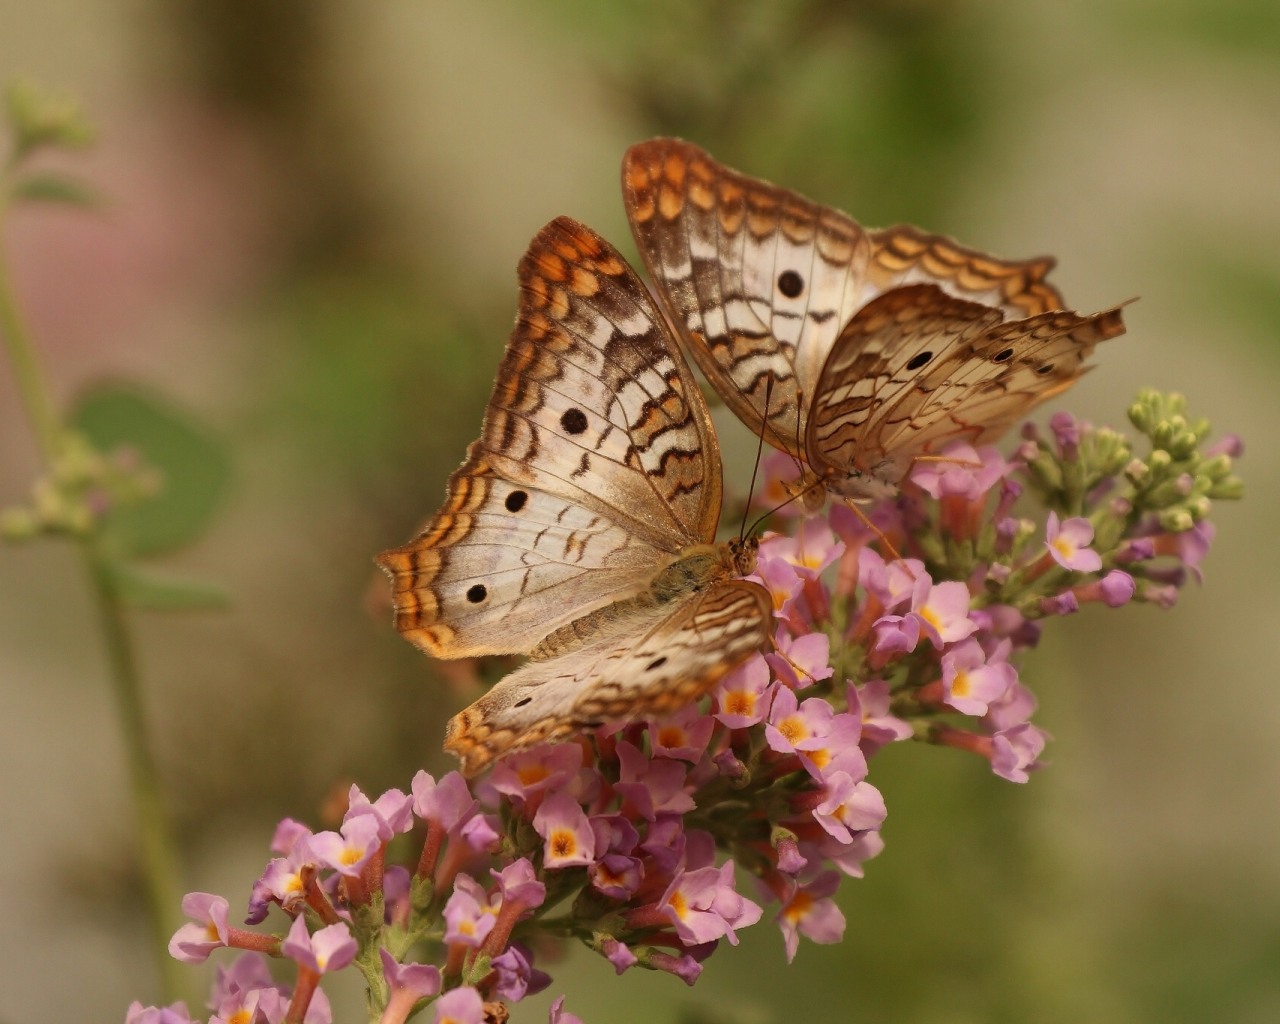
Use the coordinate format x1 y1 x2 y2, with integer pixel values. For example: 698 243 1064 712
0 209 188 1004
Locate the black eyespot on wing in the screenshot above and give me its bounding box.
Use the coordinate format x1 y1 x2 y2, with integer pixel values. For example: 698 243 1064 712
993 348 1014 362
1036 364 1054 375
466 584 487 603
514 697 532 708
505 490 528 512
906 351 933 371
561 408 588 435
646 656 668 671
777 270 804 298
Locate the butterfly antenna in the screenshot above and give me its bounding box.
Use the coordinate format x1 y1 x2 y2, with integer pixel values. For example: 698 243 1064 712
842 497 906 567
745 475 827 539
739 371 775 543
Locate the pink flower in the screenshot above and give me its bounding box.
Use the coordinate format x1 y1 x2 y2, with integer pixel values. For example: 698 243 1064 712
308 814 382 878
765 688 834 755
713 653 775 728
1045 512 1103 572
909 577 978 649
856 550 922 613
614 741 695 820
941 638 1017 716
776 871 846 963
491 857 547 909
817 830 885 878
548 996 586 1024
648 705 715 762
246 840 314 923
533 792 595 868
460 813 501 853
992 723 1048 783
984 680 1038 732
270 818 312 855
601 938 637 975
168 892 229 964
639 814 686 872
796 714 866 782
754 450 805 518
281 916 357 974
1073 569 1136 607
750 554 808 631
660 861 762 946
210 952 275 1006
590 814 639 857
870 614 920 657
344 784 414 841
380 947 441 1022
813 771 887 842
126 1003 196 1024
411 770 477 831
766 627 833 689
491 942 551 1002
909 441 1010 500
490 745 582 802
443 877 497 947
849 680 913 754
764 518 844 577
591 853 644 899
433 987 485 1024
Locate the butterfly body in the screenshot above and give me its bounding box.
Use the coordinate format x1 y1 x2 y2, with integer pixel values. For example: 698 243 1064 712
380 217 771 776
623 139 1127 505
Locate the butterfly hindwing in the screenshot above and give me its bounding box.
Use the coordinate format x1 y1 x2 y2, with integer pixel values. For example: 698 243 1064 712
807 284 1126 491
444 580 772 776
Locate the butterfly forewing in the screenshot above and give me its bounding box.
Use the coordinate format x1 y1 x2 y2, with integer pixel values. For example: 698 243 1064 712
379 217 723 659
445 580 771 776
807 284 1126 492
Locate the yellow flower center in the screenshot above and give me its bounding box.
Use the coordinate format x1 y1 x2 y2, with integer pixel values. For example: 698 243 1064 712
1052 537 1076 560
550 829 578 859
285 872 304 895
657 726 686 748
228 1011 252 1024
725 692 755 716
778 716 808 744
458 919 475 936
782 891 814 924
951 670 971 698
668 890 689 920
517 763 550 786
919 606 942 631
340 847 363 866
806 747 831 769
205 921 221 941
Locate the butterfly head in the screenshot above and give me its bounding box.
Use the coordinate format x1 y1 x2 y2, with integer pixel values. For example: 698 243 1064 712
726 534 760 577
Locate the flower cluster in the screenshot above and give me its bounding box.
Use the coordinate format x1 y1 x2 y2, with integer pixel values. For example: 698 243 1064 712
129 392 1241 1024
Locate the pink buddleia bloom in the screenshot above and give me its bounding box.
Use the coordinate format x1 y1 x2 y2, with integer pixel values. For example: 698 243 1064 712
765 688 834 755
765 518 844 578
281 916 357 974
991 723 1048 783
660 860 762 946
648 705 716 762
168 892 230 964
1074 569 1136 607
379 947 441 1024
411 770 477 832
491 858 547 909
344 783 414 841
767 627 833 689
754 450 805 518
308 814 382 878
776 870 846 963
1045 512 1103 572
848 680 913 755
246 839 313 923
816 829 885 878
709 860 764 942
489 745 582 802
601 937 637 975
460 813 501 853
590 814 639 857
640 814 686 872
548 996 586 1024
984 680 1038 731
813 771 887 842
433 987 485 1024
713 653 775 728
443 877 496 947
209 951 275 1008
491 942 551 1002
796 713 866 782
870 614 920 657
910 576 978 649
856 549 923 613
533 792 595 869
749 554 809 632
614 741 695 820
126 1003 196 1024
270 818 312 856
909 441 1010 500
941 638 1017 716
591 853 644 899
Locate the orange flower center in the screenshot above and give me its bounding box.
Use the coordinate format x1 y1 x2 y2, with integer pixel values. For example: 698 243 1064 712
657 727 686 748
550 829 578 859
778 717 808 744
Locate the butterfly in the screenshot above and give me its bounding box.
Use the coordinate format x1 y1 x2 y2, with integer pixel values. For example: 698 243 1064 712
622 138 1128 503
378 216 772 777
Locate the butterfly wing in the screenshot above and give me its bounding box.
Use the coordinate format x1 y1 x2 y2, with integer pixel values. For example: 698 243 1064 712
378 217 723 658
444 580 771 775
622 138 1067 459
806 284 1126 495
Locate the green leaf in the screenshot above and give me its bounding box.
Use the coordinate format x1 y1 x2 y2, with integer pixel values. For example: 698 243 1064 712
10 173 100 208
112 562 230 611
72 383 231 558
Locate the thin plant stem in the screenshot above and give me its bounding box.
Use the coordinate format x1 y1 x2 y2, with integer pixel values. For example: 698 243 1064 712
0 215 189 1004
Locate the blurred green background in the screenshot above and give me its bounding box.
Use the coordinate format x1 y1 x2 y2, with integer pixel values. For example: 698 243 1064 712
0 1 1277 1021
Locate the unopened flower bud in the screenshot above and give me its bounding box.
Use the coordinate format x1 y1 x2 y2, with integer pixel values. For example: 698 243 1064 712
1038 591 1079 616
1137 582 1179 609
1158 508 1194 533
1175 473 1194 496
986 563 1012 586
1125 458 1149 484
1109 496 1133 517
1204 434 1243 459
